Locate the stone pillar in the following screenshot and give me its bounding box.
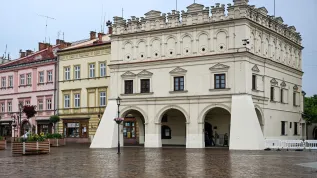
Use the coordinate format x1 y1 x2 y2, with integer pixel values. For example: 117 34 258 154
186 122 204 148
144 123 162 148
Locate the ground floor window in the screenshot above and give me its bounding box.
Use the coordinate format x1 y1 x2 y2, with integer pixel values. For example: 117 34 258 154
63 120 89 138
161 125 171 139
281 121 286 135
37 123 52 134
0 123 12 137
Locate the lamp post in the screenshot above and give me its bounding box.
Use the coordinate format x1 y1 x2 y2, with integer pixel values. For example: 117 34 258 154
114 97 123 154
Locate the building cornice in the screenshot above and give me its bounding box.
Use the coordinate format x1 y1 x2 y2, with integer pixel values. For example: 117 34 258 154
58 44 110 56
0 59 56 72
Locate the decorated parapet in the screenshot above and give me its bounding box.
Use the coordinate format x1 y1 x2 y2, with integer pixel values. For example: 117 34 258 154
111 0 301 45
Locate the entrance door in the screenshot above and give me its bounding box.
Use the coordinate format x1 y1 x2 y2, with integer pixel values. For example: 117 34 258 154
123 118 137 145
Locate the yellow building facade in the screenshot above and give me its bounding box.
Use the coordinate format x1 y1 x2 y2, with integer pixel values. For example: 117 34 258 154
57 33 111 143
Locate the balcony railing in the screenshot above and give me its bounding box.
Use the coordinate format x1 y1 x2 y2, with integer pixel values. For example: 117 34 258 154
58 106 106 116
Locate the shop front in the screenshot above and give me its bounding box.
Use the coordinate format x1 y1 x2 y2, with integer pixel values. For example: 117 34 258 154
36 119 53 135
0 120 12 141
63 118 89 143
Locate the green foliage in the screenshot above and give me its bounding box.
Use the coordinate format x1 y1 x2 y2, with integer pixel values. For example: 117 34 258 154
304 95 317 123
45 133 62 139
49 115 60 124
19 133 45 142
0 136 3 141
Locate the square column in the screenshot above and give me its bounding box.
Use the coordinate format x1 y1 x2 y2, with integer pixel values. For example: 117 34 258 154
186 122 204 148
144 123 162 148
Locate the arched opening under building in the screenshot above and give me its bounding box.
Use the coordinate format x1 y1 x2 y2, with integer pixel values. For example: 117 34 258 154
255 108 264 134
160 108 186 146
122 110 145 146
204 107 231 147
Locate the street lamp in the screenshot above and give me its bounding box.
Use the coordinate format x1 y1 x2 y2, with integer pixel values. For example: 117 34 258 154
114 97 123 154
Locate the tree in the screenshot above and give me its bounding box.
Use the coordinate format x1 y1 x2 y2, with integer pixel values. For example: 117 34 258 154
49 115 60 134
23 105 37 119
303 95 317 123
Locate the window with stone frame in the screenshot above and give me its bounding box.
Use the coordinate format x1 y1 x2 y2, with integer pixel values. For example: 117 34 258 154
89 63 95 78
74 94 80 108
7 102 12 112
100 92 106 106
161 125 171 139
20 74 25 85
47 71 53 82
140 79 150 93
46 99 52 110
39 71 44 83
214 74 226 89
27 73 32 85
1 103 5 112
74 65 80 79
252 75 257 90
64 67 70 80
100 62 106 77
294 122 298 135
64 95 70 108
124 80 133 94
1 77 6 88
38 100 43 111
174 76 184 91
270 87 275 101
281 121 286 135
8 76 13 87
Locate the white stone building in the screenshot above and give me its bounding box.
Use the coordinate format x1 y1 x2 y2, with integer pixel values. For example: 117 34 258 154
91 0 305 150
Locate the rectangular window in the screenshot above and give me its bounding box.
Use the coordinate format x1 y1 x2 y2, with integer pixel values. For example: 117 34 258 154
39 71 44 83
290 122 292 128
252 75 256 90
270 87 274 101
64 95 70 108
20 74 25 85
100 63 106 77
89 64 95 78
140 79 150 93
7 102 12 112
27 73 32 85
25 101 30 106
65 67 70 80
281 121 286 135
174 76 184 91
294 122 298 135
74 65 80 79
47 71 53 82
38 100 43 111
1 77 6 88
124 80 133 94
74 94 80 108
47 99 52 110
8 76 13 87
1 103 5 112
281 89 284 103
214 74 226 89
100 92 106 106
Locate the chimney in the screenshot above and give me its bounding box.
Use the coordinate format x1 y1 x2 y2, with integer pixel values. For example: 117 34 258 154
26 50 33 56
106 20 113 34
39 42 46 51
19 49 26 58
90 31 96 40
98 33 104 41
47 44 53 53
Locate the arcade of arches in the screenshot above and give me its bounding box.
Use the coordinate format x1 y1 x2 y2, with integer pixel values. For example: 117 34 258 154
120 107 263 148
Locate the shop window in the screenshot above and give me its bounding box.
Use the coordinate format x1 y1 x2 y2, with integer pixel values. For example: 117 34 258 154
161 125 171 139
123 121 136 139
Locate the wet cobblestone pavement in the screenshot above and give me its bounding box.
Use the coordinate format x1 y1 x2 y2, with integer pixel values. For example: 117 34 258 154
1 144 317 178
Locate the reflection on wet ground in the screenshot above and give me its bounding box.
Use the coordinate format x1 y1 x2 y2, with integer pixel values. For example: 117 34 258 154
0 143 316 178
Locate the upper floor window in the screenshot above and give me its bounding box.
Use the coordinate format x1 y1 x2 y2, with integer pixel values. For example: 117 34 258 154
7 102 12 112
25 101 30 106
38 100 43 111
270 87 275 101
100 92 106 106
47 71 53 82
174 76 184 91
214 74 226 89
74 65 80 79
1 103 5 112
100 63 106 77
293 92 300 106
64 95 70 108
27 73 32 85
140 79 150 93
1 77 6 88
252 75 256 90
124 80 133 94
8 76 13 87
47 99 52 110
39 71 44 83
89 64 95 78
20 74 25 85
74 94 80 108
64 67 70 80
281 121 286 136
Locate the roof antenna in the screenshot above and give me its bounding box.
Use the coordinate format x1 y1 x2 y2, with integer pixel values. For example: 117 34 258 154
274 0 276 17
37 14 56 43
4 44 7 59
122 8 124 18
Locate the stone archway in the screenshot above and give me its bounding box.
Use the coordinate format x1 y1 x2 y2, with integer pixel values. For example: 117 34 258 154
121 109 145 146
203 107 231 147
159 108 187 146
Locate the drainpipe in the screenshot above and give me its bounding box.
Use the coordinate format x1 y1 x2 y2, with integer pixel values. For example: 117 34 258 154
54 57 59 133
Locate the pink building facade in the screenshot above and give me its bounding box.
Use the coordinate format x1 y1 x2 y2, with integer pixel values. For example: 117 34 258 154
0 40 70 140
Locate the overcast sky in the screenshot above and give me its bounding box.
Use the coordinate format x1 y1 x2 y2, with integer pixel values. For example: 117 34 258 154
0 0 316 95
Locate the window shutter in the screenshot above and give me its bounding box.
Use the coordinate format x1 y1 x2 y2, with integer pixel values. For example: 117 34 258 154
256 75 263 91
283 89 288 103
274 87 279 102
